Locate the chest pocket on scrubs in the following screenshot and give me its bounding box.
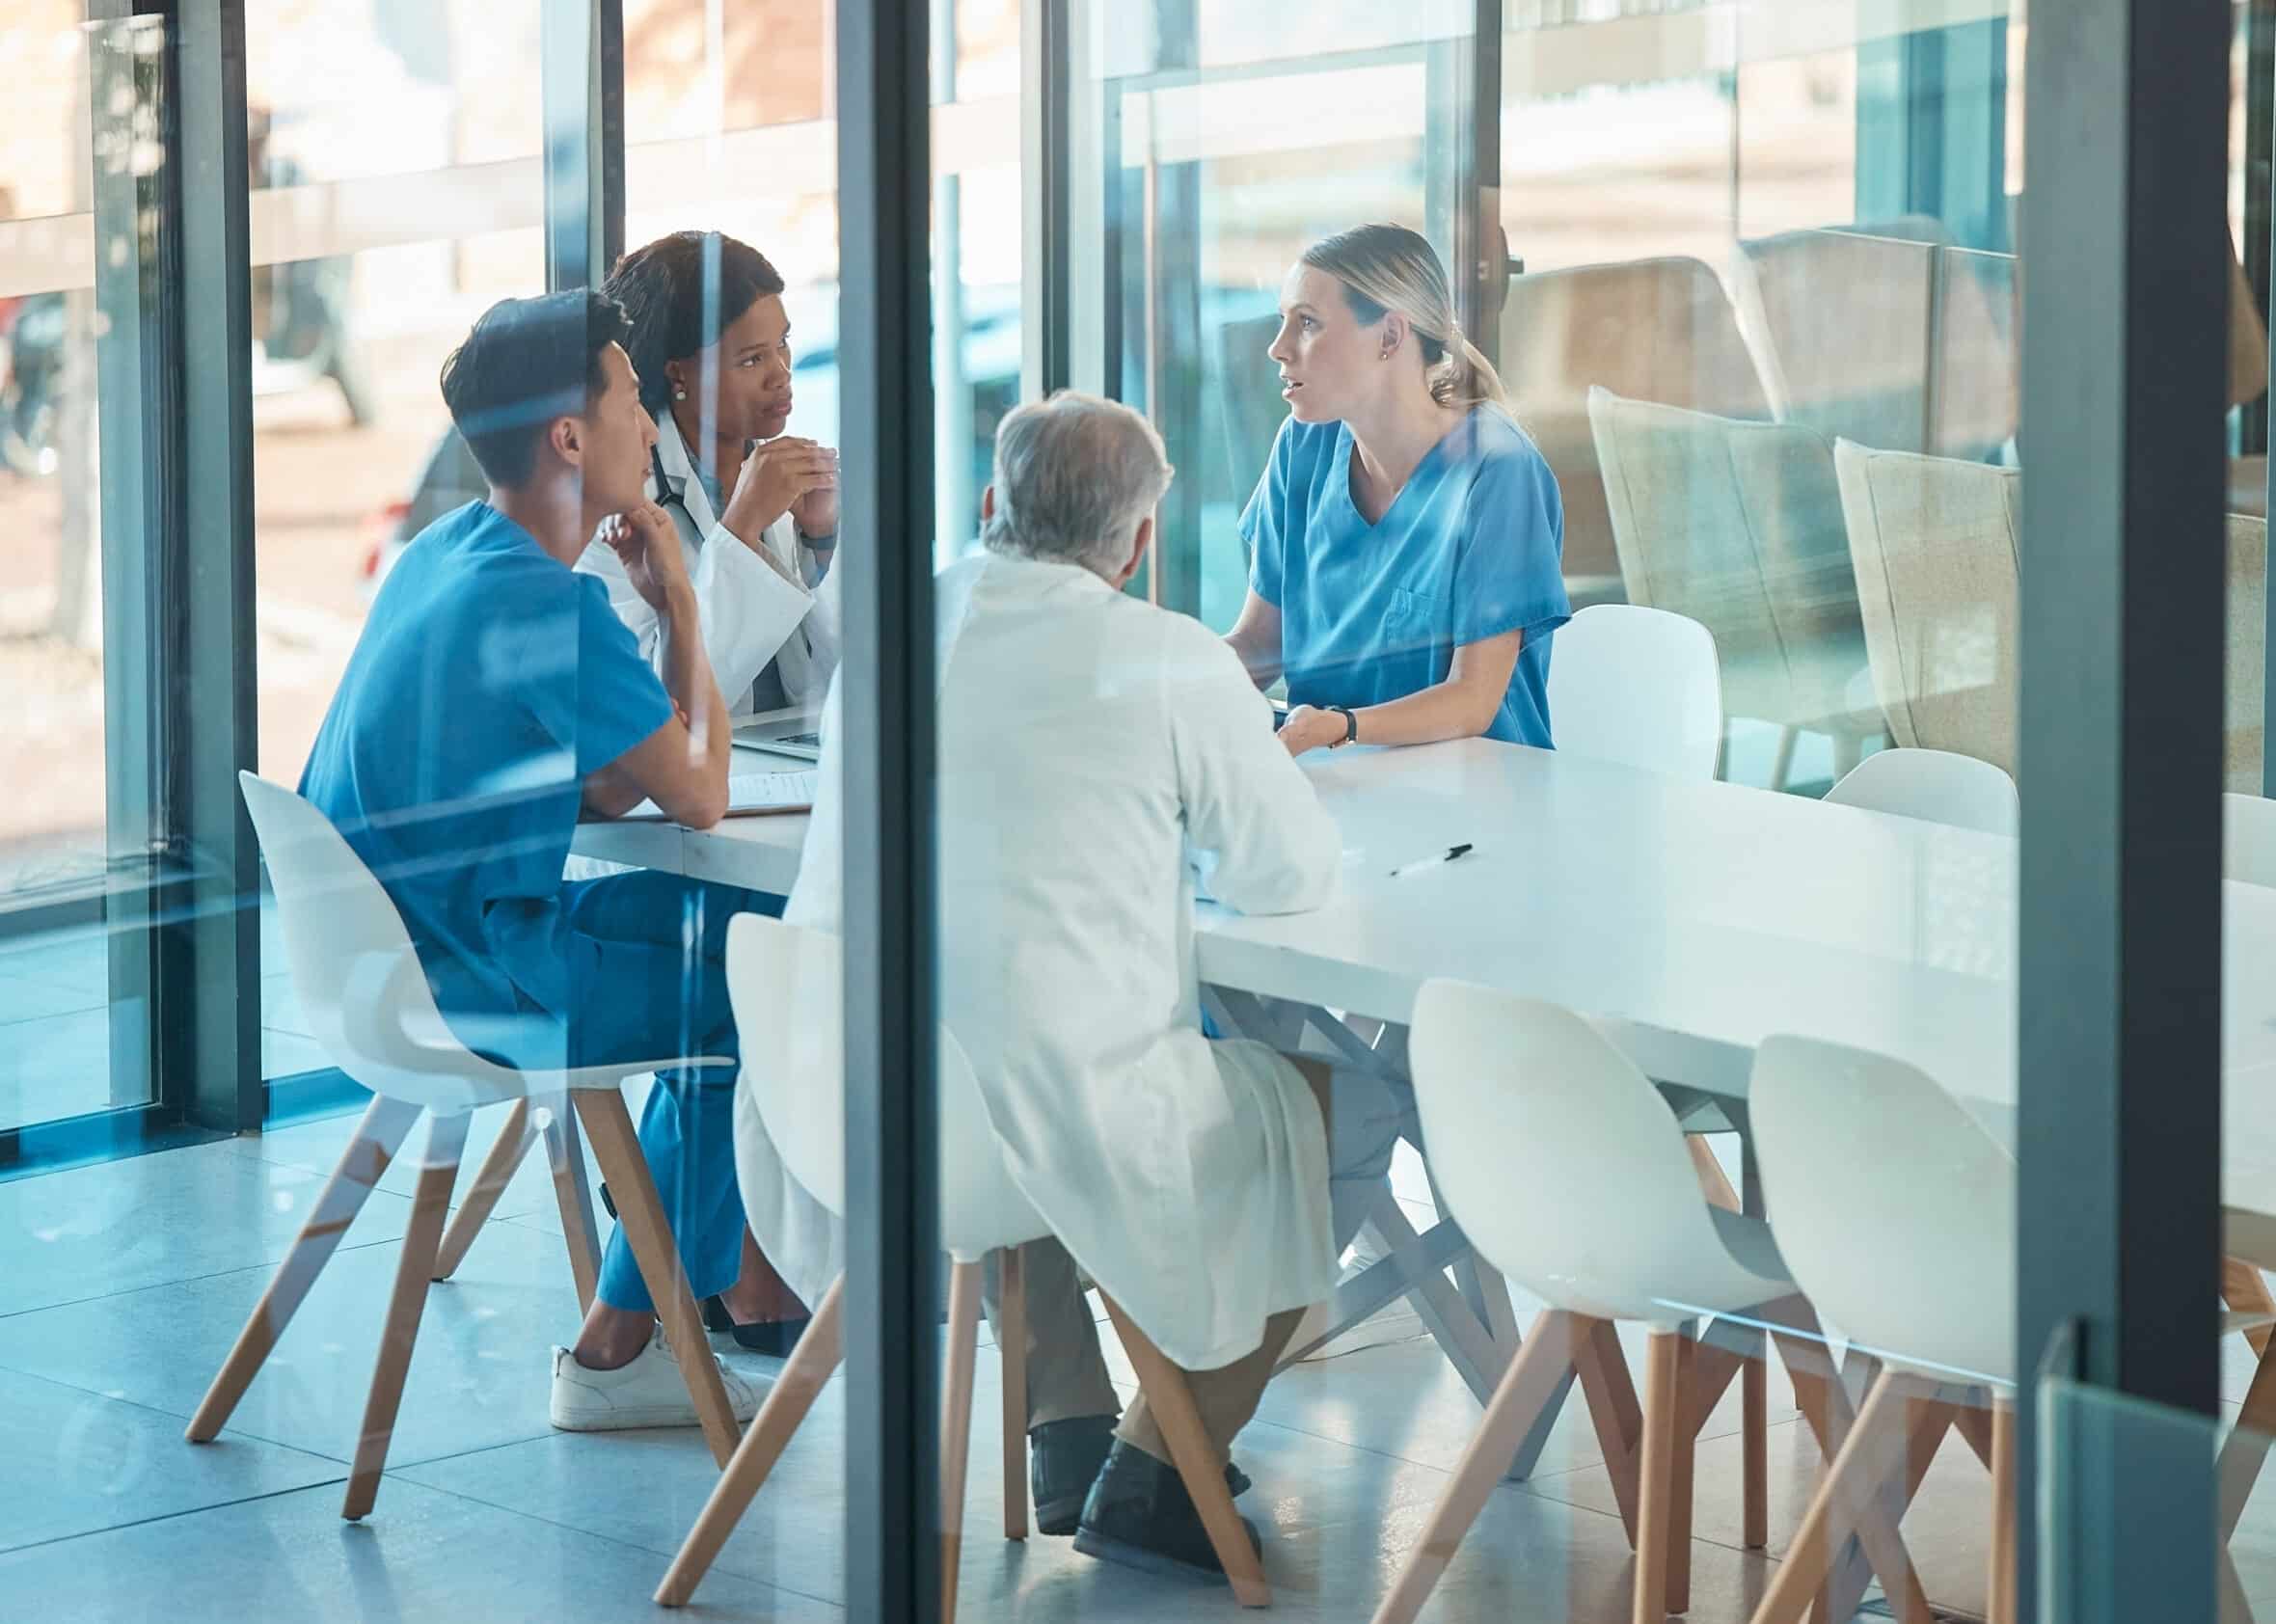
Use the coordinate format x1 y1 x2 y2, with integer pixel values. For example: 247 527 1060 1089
1381 586 1430 655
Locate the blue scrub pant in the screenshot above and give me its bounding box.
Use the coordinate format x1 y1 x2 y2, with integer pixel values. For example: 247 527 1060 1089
553 871 783 1315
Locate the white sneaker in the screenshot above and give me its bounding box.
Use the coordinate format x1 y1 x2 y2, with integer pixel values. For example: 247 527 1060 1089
549 1326 764 1432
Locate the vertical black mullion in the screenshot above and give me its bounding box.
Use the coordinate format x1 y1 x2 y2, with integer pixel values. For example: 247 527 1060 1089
1022 0 1072 394
542 0 618 292
595 0 624 279
1150 0 1201 616
169 0 259 1131
2016 4 2228 1623
839 0 938 1618
2264 9 2276 798
1424 1 1502 358
2247 3 2273 462
88 2 171 1116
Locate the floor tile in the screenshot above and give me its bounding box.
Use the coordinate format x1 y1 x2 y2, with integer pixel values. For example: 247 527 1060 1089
0 928 113 995
0 1366 343 1555
0 1476 825 1622
0 970 108 1026
0 1005 117 1130
0 1137 417 1317
260 974 312 1039
0 1214 583 1468
261 1026 336 1080
1531 1413 1993 1618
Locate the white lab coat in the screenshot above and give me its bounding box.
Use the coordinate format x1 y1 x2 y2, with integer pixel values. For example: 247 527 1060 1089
742 551 1343 1369
577 412 841 717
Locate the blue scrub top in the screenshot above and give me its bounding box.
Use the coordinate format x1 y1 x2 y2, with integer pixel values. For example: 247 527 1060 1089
299 501 672 1020
1240 406 1569 746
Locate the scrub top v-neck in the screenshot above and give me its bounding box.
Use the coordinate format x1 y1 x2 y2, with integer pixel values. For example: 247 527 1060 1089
1239 404 1569 747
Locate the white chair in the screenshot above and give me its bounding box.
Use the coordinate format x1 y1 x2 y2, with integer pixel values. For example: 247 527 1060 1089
1547 604 1724 779
1746 1035 2020 1624
1372 986 1803 1624
1824 748 2019 837
657 915 1274 1612
189 774 746 1518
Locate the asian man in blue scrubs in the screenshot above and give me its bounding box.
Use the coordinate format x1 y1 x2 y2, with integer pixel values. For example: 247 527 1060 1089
298 290 782 1431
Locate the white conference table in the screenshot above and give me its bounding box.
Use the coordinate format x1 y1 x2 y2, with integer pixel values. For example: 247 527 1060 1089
573 737 2276 1262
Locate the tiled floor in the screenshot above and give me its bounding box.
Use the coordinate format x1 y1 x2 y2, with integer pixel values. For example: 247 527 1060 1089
1 1111 2267 1622
0 904 332 1131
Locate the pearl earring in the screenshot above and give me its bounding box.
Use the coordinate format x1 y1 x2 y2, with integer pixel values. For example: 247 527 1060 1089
673 385 688 401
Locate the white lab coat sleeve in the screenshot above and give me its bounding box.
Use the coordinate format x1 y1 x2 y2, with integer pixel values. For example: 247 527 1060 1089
1165 623 1341 917
577 519 815 706
685 521 818 704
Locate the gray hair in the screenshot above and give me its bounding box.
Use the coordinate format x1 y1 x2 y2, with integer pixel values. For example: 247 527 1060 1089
980 391 1174 577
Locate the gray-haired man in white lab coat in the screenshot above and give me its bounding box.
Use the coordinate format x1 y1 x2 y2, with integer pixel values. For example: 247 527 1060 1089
748 391 1353 1579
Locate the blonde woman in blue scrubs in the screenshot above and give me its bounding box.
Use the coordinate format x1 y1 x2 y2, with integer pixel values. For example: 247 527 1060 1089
1227 223 1568 760
1228 222 1569 1252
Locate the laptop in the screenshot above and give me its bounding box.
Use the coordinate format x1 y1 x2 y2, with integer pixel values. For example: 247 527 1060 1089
733 706 825 761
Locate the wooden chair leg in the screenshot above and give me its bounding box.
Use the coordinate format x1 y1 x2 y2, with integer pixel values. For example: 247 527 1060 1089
1371 1312 1584 1624
2221 1329 2276 1538
1682 1138 1769 1550
1666 1334 1697 1614
657 1275 848 1608
342 1110 467 1520
1764 1304 1937 1624
187 1095 423 1444
573 1087 740 1467
999 1243 1030 1542
431 1098 534 1283
1634 1331 1680 1624
2225 1258 2276 1359
1746 1370 1916 1624
1744 1349 1770 1550
1097 1292 1271 1609
1575 1314 1645 1546
539 1095 602 1313
1989 1399 2017 1624
940 1259 984 1624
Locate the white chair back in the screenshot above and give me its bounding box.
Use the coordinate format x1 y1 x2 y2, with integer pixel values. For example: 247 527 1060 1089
240 771 521 1114
724 914 1043 1260
2228 792 2276 889
1409 982 1782 1325
1546 604 1722 778
1824 748 2018 837
1749 1034 2015 1385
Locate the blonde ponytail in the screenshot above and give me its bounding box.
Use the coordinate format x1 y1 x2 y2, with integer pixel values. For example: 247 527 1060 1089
1432 333 1510 413
1299 222 1510 414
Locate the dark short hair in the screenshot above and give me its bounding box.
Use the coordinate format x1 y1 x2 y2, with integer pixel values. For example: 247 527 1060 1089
604 231 786 418
439 290 630 488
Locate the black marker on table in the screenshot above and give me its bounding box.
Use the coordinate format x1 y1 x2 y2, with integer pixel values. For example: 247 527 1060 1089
1390 843 1474 879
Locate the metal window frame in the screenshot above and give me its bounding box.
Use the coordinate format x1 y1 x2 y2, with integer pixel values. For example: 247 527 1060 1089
162 0 262 1131
1854 14 2010 251
2015 3 2231 1620
838 0 942 1617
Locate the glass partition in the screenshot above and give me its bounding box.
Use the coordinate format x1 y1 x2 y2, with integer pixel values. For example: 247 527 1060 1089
0 9 170 1134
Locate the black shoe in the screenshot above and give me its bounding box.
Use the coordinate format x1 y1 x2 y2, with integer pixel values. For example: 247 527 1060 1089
1072 1441 1261 1582
700 1294 810 1357
1032 1419 1253 1536
1033 1416 1118 1535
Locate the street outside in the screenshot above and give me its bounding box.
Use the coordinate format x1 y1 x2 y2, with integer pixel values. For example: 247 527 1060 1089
0 319 474 888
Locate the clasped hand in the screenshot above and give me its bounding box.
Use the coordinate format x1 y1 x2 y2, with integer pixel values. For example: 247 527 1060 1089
600 501 691 613
723 436 839 552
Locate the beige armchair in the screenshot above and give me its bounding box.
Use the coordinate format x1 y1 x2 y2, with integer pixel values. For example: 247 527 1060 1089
1501 257 1775 601
1588 388 1883 787
1833 440 2266 791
